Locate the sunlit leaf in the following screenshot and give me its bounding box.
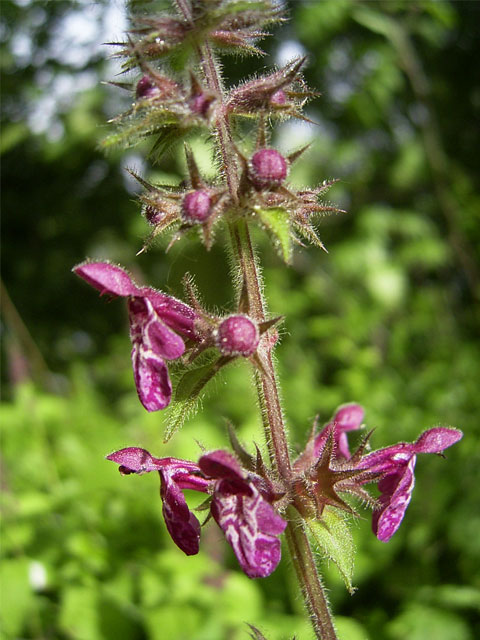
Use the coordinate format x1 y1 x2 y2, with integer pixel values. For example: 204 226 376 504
306 508 355 593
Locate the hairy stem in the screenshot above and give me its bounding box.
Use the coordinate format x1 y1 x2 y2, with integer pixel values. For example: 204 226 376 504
229 219 291 478
286 507 338 640
230 219 338 640
174 1 338 632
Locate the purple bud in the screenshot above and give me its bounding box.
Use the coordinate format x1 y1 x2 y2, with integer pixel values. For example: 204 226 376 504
270 90 287 106
189 93 213 116
249 149 288 189
216 315 259 357
136 75 160 100
181 190 212 223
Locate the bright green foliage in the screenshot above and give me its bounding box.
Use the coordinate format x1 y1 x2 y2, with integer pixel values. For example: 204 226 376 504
254 206 292 264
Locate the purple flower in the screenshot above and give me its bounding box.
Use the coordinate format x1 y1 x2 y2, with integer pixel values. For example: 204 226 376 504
108 446 287 578
136 75 161 100
181 189 213 223
314 403 365 460
294 403 364 472
358 427 463 542
74 261 198 411
107 447 208 555
249 148 288 189
198 450 287 579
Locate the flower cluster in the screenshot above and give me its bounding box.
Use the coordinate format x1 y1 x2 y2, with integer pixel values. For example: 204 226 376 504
292 404 463 543
107 447 287 578
105 403 461 580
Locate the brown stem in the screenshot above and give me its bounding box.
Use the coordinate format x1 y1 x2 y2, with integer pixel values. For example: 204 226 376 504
229 219 291 478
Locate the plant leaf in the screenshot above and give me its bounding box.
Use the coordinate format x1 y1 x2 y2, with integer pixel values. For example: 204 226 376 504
254 206 292 263
163 355 231 442
306 508 355 593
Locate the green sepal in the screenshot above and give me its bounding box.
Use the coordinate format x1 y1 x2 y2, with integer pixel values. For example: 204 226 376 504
306 508 356 594
254 206 292 263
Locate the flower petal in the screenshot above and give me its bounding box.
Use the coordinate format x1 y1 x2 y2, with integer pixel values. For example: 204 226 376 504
146 318 185 360
73 261 140 297
313 403 365 460
198 450 245 481
128 298 185 360
106 447 164 474
334 403 365 432
414 427 463 454
131 342 172 411
143 289 198 339
373 456 416 542
359 442 415 473
211 480 287 578
160 468 202 556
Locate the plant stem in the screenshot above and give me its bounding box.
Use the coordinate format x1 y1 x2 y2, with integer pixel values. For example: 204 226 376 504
174 2 338 632
230 219 338 640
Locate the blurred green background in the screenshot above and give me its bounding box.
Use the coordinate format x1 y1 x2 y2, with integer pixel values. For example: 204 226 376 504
1 1 479 638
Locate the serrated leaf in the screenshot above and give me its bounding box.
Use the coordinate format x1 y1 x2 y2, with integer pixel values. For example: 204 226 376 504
306 508 355 593
254 206 292 263
163 393 202 443
175 359 221 402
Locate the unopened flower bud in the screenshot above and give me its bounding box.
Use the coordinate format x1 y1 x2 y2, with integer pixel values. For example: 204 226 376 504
189 93 214 116
249 149 288 189
216 315 259 357
181 190 213 223
270 90 287 106
136 76 160 100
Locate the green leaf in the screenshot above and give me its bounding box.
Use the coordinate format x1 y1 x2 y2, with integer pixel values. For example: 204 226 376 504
164 355 230 441
306 508 355 593
0 559 34 637
254 206 292 263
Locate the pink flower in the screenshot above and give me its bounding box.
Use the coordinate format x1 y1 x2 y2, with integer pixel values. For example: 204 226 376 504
358 427 463 542
107 447 208 555
198 450 287 578
74 261 197 411
314 403 365 460
107 446 287 578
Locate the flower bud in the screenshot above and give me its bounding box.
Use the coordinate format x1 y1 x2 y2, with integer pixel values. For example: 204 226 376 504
136 76 160 100
181 190 212 223
249 148 288 189
216 315 259 357
189 93 214 116
270 90 287 106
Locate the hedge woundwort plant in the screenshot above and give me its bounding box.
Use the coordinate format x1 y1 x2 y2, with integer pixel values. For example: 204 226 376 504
73 1 462 638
